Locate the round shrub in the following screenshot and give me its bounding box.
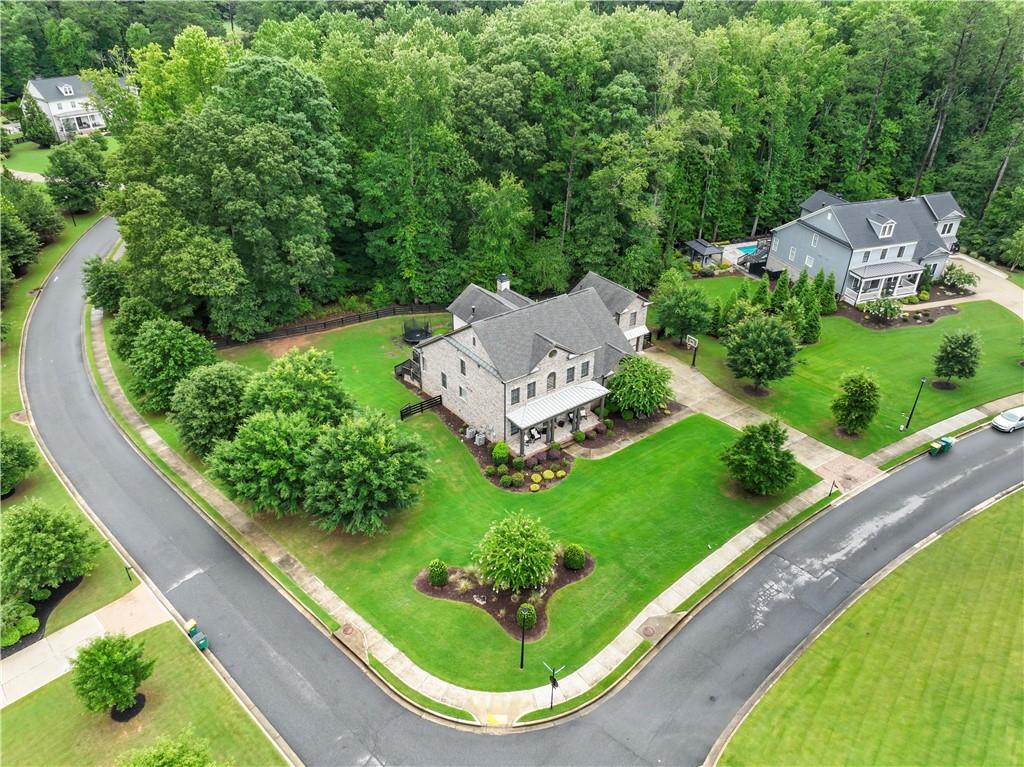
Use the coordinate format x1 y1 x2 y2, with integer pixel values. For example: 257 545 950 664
542 469 555 480
603 418 613 430
622 410 635 421
595 422 607 435
428 559 448 587
525 457 538 469
534 450 548 462
511 472 525 487
563 543 585 571
918 290 930 301
484 464 496 477
531 473 542 483
585 430 595 440
516 603 537 631
512 456 525 470
573 430 585 443
904 295 919 305
497 464 509 476
530 484 540 492
548 441 561 451
556 470 566 478
491 440 510 466
547 447 562 460
499 474 514 488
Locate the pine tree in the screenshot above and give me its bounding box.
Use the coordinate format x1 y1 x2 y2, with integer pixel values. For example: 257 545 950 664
793 270 811 300
771 274 791 313
20 97 57 148
751 273 771 308
819 272 838 314
800 291 821 344
708 300 723 337
780 296 804 336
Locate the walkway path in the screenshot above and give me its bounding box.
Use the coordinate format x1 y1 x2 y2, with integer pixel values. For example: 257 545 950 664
6 168 45 183
645 346 883 491
912 254 1024 319
0 584 167 707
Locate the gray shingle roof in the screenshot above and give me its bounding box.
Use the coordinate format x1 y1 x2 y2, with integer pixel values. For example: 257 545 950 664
811 193 963 256
684 238 723 257
463 288 631 381
446 284 532 324
800 190 846 213
27 75 96 103
921 192 965 220
570 271 645 314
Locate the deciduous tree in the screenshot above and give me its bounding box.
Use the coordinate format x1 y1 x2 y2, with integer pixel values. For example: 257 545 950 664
170 362 253 457
831 371 881 435
606 355 673 416
242 348 353 426
721 419 797 495
934 330 982 384
82 256 126 314
0 431 39 496
71 634 155 714
128 318 217 412
724 315 798 392
653 268 711 342
110 296 162 360
45 137 107 213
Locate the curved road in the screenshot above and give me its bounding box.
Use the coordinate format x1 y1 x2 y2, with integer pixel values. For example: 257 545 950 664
24 218 1024 766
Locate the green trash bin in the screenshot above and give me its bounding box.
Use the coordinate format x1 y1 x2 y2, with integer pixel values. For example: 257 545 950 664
191 631 209 651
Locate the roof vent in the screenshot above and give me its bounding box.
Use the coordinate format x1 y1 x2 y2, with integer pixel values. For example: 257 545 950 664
470 305 476 319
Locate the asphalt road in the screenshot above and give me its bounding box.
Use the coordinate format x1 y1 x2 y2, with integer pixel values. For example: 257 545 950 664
23 217 1024 766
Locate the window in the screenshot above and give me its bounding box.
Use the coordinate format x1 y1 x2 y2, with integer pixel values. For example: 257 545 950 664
441 372 447 389
629 311 637 328
458 385 466 399
527 382 536 399
788 246 796 262
546 372 556 391
58 84 73 96
55 102 63 111
614 313 621 324
810 233 819 247
804 255 814 268
510 387 520 405
897 245 905 259
866 279 880 290
880 223 894 238
771 238 778 252
510 423 520 436
581 360 590 378
460 359 466 375
940 222 955 236
547 349 557 358
566 366 575 384
880 248 888 260
850 276 862 291
472 336 476 346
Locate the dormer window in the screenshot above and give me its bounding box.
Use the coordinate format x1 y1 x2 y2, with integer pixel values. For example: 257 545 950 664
880 223 894 238
58 84 74 96
940 222 955 236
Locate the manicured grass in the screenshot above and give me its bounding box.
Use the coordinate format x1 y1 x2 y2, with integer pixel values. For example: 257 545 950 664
648 275 751 330
1 622 285 767
1 136 120 175
723 490 1024 767
877 416 992 471
517 640 652 723
105 316 817 691
662 300 1024 457
0 212 134 633
369 654 476 722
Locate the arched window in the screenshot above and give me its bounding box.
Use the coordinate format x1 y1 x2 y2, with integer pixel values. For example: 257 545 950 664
546 372 556 391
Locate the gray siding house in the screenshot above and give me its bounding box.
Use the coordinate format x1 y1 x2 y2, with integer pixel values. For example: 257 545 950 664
23 75 108 142
766 191 965 305
406 273 649 456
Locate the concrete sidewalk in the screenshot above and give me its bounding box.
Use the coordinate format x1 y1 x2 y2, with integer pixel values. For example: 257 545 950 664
0 584 168 707
6 168 45 183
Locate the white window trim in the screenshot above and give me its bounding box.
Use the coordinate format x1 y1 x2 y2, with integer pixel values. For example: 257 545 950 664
810 233 819 247
940 222 955 235
771 238 778 252
880 248 888 260
804 255 814 268
880 223 894 238
788 246 796 262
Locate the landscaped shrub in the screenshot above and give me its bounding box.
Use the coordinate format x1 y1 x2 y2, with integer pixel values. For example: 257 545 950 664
721 419 797 495
428 558 448 587
542 469 555 480
595 422 607 434
574 430 585 443
603 418 614 430
918 290 930 301
515 603 537 630
511 472 525 487
585 430 595 439
535 450 548 463
622 410 635 421
831 371 881 435
942 263 979 293
512 456 525 470
475 513 556 592
530 484 540 492
492 440 510 466
699 265 716 277
548 447 562 460
128 318 218 412
496 464 509 477
484 464 497 476
1 600 38 648
555 470 566 478
500 474 514 487
531 473 542 483
525 456 538 469
862 297 902 323
0 431 39 496
170 362 253 457
563 543 585 571
904 295 919 305
548 441 561 451
607 355 672 416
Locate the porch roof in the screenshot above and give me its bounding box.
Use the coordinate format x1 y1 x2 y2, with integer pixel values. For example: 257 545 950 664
507 380 609 429
849 261 924 280
624 324 650 341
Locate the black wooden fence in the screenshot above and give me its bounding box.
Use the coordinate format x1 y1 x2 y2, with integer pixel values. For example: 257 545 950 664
399 395 442 421
215 303 447 348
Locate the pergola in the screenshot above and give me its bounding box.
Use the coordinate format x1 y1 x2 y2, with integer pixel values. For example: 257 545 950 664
683 238 724 266
506 380 609 455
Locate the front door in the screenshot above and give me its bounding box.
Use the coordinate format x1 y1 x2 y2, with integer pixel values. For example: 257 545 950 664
882 276 899 296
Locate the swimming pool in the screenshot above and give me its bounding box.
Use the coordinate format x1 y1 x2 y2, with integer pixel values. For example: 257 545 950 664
737 245 757 256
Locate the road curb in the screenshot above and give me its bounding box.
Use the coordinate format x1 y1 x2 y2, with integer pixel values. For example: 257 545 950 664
703 482 1023 767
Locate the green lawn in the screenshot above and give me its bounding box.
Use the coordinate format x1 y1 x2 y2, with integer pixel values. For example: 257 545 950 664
723 490 1024 767
1007 271 1024 290
2 136 120 176
1 212 135 634
106 315 818 691
662 300 1023 457
1 622 285 767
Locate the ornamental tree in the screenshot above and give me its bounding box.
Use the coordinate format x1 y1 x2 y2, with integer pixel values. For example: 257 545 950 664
242 348 354 426
607 355 672 416
724 315 798 392
117 730 214 767
0 199 40 274
750 273 771 308
800 291 821 344
82 256 126 314
1 430 39 496
71 634 155 714
20 96 57 147
170 362 253 457
941 263 979 293
46 137 107 213
819 272 838 314
862 297 902 323
303 411 429 535
474 513 555 592
831 371 881 435
110 296 163 360
721 419 798 495
1 499 102 600
3 173 63 242
653 269 712 342
779 296 805 336
770 274 791 314
934 330 982 384
128 318 217 412
208 411 316 518
792 269 811 300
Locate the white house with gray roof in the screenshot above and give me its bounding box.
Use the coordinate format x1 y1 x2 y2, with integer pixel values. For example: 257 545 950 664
406 273 649 456
23 75 108 142
766 190 965 306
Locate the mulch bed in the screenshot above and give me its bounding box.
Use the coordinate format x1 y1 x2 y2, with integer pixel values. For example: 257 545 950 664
111 694 146 722
580 400 685 450
932 380 959 391
2 576 83 656
930 284 973 301
413 553 596 640
833 302 959 330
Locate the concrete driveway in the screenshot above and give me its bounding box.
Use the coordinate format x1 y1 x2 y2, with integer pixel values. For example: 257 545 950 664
913 254 1024 319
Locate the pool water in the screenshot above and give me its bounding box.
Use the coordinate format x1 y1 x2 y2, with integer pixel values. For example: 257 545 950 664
737 245 757 255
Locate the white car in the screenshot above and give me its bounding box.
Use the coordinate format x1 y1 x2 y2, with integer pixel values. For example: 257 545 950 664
991 407 1024 433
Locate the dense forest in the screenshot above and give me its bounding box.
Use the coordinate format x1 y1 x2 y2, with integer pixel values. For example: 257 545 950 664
4 0 1022 340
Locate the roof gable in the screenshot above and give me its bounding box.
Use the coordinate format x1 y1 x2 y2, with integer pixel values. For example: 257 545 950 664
569 271 644 314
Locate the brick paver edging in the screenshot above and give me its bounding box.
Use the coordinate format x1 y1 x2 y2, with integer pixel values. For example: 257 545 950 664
87 307 861 726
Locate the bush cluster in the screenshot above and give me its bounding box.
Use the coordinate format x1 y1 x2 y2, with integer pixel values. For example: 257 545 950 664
491 440 510 465
428 558 448 587
563 543 586 571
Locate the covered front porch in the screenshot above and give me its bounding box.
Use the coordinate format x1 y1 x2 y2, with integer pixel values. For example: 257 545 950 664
842 262 923 305
506 380 609 456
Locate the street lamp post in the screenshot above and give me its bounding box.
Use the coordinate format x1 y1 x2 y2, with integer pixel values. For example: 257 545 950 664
902 377 927 432
517 605 529 670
